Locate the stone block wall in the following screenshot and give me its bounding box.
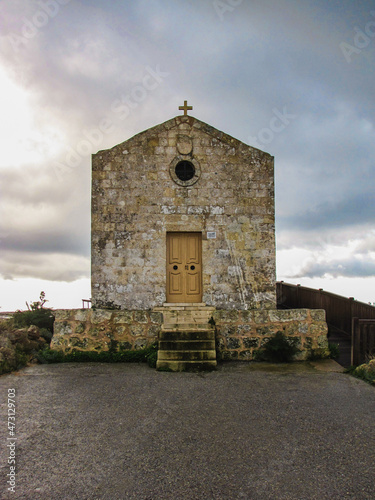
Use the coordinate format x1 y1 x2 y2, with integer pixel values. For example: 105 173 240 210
92 115 276 311
51 308 328 362
214 308 328 361
51 309 162 353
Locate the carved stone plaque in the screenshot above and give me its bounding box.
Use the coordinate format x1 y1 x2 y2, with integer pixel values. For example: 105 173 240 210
177 135 193 155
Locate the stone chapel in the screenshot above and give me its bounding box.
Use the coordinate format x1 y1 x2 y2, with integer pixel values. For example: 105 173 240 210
51 102 328 370
91 102 276 311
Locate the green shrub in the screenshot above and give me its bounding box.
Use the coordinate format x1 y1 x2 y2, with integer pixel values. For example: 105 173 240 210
14 345 30 368
39 328 53 343
145 342 158 368
13 309 54 335
308 343 339 361
256 331 300 363
308 347 330 360
37 342 159 367
36 349 65 364
349 359 375 385
328 342 340 359
0 319 48 375
108 339 119 353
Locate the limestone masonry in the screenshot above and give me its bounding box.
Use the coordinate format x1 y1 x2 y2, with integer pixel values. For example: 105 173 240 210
91 115 276 310
51 308 328 361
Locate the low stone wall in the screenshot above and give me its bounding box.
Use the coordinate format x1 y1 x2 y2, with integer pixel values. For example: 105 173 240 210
214 308 328 360
51 309 162 353
51 308 328 361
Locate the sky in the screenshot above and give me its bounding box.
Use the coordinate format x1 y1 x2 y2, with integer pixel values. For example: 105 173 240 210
0 0 374 311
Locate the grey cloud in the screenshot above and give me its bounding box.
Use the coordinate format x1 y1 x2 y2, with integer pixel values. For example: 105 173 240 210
0 250 90 282
278 191 375 232
276 224 374 252
292 257 375 279
0 230 89 257
0 165 90 263
354 234 375 254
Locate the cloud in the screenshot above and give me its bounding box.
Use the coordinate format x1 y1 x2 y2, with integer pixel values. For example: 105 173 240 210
294 256 375 279
0 250 89 282
354 233 375 254
277 191 375 233
0 164 90 281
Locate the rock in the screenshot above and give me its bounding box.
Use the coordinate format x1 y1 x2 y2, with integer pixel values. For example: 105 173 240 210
27 325 40 340
0 323 47 375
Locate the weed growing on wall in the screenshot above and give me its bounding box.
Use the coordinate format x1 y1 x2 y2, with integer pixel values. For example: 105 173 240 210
254 331 300 363
307 343 339 361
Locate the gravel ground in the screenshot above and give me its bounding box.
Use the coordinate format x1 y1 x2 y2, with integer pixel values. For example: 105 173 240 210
1 361 374 500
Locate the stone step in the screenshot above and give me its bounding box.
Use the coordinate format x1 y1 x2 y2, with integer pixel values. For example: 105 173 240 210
162 323 214 332
159 330 215 341
156 360 217 372
162 303 212 309
163 311 216 323
159 340 215 351
154 304 215 313
155 304 215 333
162 320 215 328
158 350 217 361
161 308 215 322
155 306 217 371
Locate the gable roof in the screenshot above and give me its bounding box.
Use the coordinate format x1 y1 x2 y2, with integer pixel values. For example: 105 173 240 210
97 115 272 157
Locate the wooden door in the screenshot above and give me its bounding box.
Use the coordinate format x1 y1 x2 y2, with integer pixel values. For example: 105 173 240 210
166 232 202 303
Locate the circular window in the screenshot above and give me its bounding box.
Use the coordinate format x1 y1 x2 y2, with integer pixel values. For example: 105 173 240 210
169 156 201 187
175 161 195 181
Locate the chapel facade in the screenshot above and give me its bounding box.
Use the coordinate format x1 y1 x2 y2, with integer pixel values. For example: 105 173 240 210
91 105 276 311
51 104 329 367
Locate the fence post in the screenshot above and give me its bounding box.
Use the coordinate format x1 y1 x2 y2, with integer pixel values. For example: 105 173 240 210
349 297 354 333
370 323 375 359
319 288 324 311
351 317 359 366
277 281 283 307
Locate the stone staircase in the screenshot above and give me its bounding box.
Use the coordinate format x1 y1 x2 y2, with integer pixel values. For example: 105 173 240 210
153 303 217 371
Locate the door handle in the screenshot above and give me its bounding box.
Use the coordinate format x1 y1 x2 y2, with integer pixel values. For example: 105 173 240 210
185 265 188 270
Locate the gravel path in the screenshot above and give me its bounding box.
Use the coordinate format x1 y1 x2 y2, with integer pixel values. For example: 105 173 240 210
1 362 374 500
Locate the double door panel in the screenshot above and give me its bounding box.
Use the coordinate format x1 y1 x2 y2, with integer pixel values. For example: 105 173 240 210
166 232 202 303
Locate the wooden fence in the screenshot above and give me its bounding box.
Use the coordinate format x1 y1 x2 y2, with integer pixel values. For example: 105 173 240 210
277 282 375 365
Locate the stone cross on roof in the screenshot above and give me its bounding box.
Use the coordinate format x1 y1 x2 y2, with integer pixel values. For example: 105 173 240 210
179 100 193 116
